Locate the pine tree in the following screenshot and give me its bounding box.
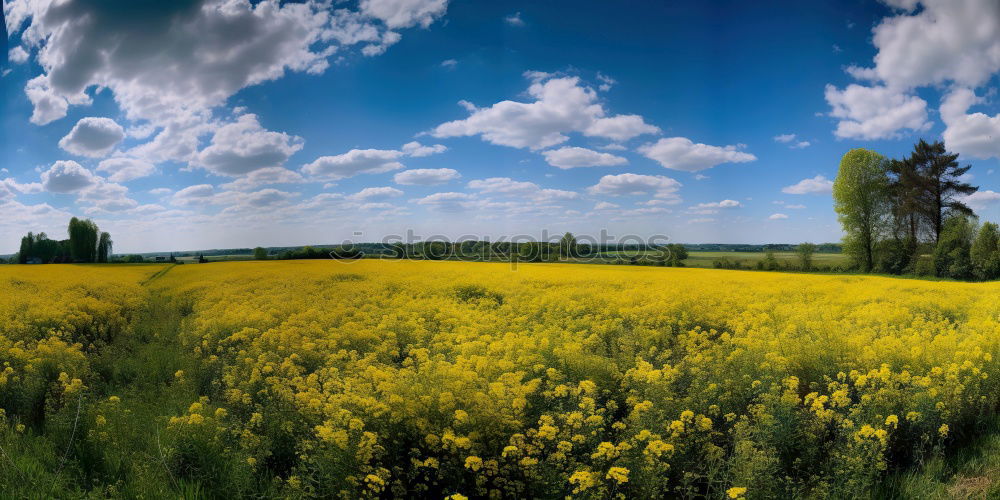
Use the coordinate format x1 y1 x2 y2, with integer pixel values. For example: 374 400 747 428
909 140 977 242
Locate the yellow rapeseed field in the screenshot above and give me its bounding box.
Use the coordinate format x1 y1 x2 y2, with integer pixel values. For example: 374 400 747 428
3 260 1000 498
0 264 159 419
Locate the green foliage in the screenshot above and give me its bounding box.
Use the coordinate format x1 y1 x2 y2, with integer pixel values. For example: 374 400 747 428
664 243 688 267
513 241 556 262
97 232 113 263
19 218 111 264
756 250 780 271
796 242 817 271
453 284 505 305
913 255 936 276
68 217 101 263
831 140 991 281
885 157 925 247
933 216 975 279
17 232 70 264
905 140 977 242
885 417 1000 499
833 149 891 272
253 247 269 260
875 238 914 275
558 232 578 258
712 257 746 270
971 222 1000 281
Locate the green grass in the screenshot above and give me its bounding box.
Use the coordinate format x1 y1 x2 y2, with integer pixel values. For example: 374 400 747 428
0 271 251 498
684 251 848 268
175 254 254 263
592 250 849 269
879 419 1000 499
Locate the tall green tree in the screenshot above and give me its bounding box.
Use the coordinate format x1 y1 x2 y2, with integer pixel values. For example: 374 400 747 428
18 232 34 264
908 140 977 242
17 232 62 264
253 247 269 260
796 242 817 271
558 232 578 258
97 232 113 263
933 215 976 279
833 149 891 272
885 157 924 268
971 222 1000 281
68 217 100 263
665 243 688 267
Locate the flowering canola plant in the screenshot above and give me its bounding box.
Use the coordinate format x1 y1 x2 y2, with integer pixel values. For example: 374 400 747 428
3 260 1000 498
0 265 154 425
147 260 1000 498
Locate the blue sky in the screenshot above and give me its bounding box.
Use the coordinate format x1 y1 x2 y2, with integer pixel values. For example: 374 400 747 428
2 0 999 253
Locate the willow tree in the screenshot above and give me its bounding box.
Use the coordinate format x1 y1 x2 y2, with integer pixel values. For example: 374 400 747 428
97 232 113 263
68 217 100 263
833 149 890 273
18 232 36 264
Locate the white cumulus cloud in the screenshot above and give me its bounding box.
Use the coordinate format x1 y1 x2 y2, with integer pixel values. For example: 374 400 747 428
824 0 999 141
691 199 741 210
9 0 451 165
394 168 460 185
959 190 1000 211
302 149 405 180
401 141 448 157
96 157 157 183
941 88 1000 160
2 178 44 195
360 0 450 29
467 177 577 201
542 146 627 169
348 186 404 201
8 46 28 64
171 184 217 206
847 0 1000 90
638 137 756 172
220 167 305 191
414 191 476 212
194 114 304 176
58 117 126 158
432 73 658 150
824 84 930 140
586 173 682 200
782 175 834 195
41 160 100 193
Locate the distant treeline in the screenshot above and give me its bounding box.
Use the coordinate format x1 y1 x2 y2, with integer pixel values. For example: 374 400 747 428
269 246 362 260
13 218 113 264
82 242 842 264
251 240 833 261
248 234 691 266
682 243 842 253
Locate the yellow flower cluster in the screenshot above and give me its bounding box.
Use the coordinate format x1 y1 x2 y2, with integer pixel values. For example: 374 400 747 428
5 260 1000 498
0 264 156 422
143 260 1000 498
